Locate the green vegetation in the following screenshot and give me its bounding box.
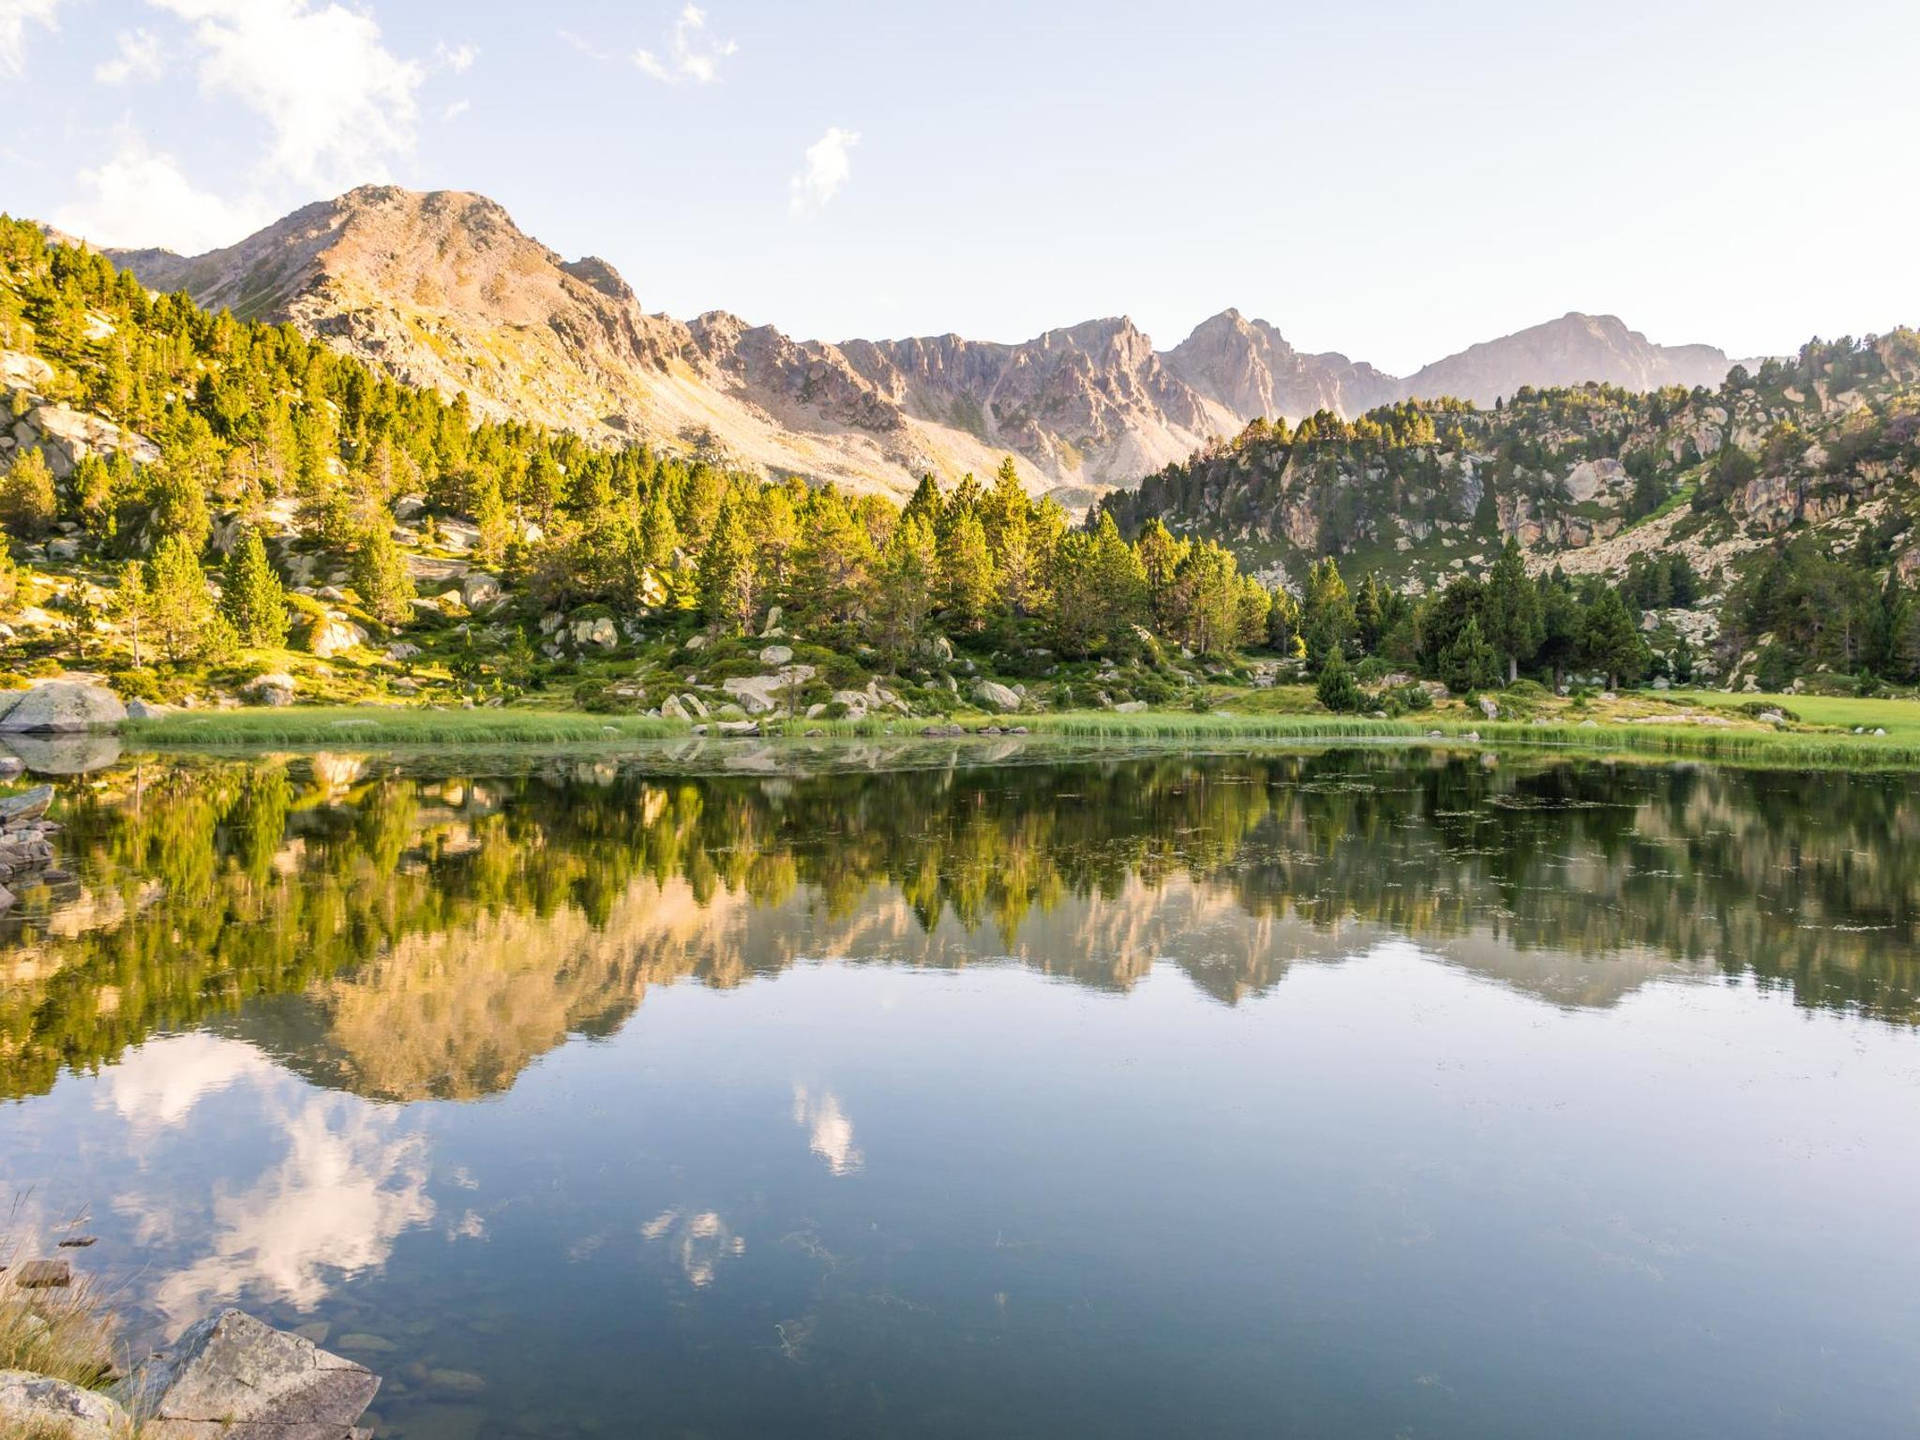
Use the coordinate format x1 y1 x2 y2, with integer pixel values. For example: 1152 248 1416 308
1104 337 1920 690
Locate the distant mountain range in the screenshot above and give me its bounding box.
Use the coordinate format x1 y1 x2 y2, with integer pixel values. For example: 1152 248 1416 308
103 186 1742 499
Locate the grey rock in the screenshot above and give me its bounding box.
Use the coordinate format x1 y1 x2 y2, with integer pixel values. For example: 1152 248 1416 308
972 680 1022 713
0 756 22 781
758 644 793 667
1478 696 1499 720
715 720 760 737
1113 700 1149 714
0 1369 130 1439
0 684 127 735
124 698 168 719
0 785 53 825
459 572 502 608
115 1309 379 1440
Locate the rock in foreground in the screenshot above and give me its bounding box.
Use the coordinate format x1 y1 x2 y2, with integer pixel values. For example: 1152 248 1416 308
0 1369 131 1439
116 1310 379 1439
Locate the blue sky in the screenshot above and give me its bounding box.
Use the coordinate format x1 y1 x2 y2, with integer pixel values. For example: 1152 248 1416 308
2 0 1916 371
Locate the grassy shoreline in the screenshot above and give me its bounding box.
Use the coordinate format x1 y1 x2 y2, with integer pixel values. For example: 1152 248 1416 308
110 701 1920 768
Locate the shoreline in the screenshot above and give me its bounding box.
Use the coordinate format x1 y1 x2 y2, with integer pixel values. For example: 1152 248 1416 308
97 704 1920 770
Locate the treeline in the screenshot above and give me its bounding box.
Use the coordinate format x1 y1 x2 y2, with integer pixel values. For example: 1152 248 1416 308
0 218 1278 667
1261 539 1674 711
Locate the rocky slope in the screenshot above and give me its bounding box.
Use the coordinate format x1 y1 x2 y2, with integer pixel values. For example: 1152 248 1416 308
102 187 1737 499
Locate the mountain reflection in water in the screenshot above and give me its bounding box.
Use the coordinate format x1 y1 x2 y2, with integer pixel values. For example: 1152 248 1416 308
3 745 1916 1106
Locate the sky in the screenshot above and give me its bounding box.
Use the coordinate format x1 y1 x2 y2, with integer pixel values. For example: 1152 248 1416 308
1 0 1917 373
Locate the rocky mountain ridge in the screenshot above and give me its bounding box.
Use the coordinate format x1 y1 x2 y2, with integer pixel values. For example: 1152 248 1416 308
100 186 1739 499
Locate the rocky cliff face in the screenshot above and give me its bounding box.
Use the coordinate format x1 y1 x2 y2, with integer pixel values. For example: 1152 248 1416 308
104 188 1737 499
1164 309 1400 421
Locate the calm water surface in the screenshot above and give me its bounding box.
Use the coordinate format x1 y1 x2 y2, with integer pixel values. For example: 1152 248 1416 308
3 742 1919 1438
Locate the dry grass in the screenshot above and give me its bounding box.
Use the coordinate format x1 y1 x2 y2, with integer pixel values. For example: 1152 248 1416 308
0 1215 123 1397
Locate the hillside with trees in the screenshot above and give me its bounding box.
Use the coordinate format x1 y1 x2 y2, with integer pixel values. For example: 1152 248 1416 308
1103 339 1920 690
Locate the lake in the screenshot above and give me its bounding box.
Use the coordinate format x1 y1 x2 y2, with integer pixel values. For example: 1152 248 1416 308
3 741 1919 1438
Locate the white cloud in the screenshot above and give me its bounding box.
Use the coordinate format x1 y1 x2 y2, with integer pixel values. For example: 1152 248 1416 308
149 0 423 192
633 4 734 85
147 1095 434 1331
433 38 476 73
792 1085 864 1175
0 0 64 76
99 1033 276 1131
95 27 164 84
54 128 270 252
788 127 860 218
442 98 470 121
641 1208 744 1288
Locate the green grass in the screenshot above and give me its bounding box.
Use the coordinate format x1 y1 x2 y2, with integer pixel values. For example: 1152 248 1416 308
125 706 687 747
117 698 1920 769
1667 689 1920 741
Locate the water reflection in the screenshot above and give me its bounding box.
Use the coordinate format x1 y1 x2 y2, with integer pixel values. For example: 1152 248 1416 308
3 746 1918 1106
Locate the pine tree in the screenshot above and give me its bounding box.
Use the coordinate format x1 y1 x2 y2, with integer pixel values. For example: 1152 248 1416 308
984 457 1035 612
1578 588 1647 690
0 448 56 537
1439 614 1500 695
220 526 289 648
1301 556 1356 663
870 510 938 667
697 494 758 633
1483 537 1544 683
351 524 416 627
1315 645 1365 713
146 533 216 661
938 508 995 631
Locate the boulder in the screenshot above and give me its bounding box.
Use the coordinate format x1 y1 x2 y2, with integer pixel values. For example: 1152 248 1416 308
571 616 618 649
758 644 794 667
385 642 421 661
973 680 1022 713
0 756 22 781
0 684 127 734
460 573 502 608
714 720 760 737
243 674 296 707
0 1370 130 1439
115 1310 379 1440
721 666 815 716
1113 700 1149 714
1478 696 1499 721
124 698 168 719
0 785 54 825
308 618 367 659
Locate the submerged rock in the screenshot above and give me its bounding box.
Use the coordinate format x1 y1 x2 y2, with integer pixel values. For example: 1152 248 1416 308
116 1309 379 1440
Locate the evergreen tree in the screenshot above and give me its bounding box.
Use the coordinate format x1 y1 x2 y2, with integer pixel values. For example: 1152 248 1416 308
1315 645 1365 713
1579 588 1647 690
938 508 995 631
697 494 758 634
0 448 56 537
870 510 938 667
351 524 416 627
1301 556 1356 662
1136 519 1187 630
220 526 289 648
984 457 1036 612
1439 613 1500 695
145 532 219 661
793 488 874 630
1483 537 1544 683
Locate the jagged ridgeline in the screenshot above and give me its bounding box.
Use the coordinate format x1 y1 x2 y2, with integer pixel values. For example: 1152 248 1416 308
1103 346 1920 683
0 215 1275 702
